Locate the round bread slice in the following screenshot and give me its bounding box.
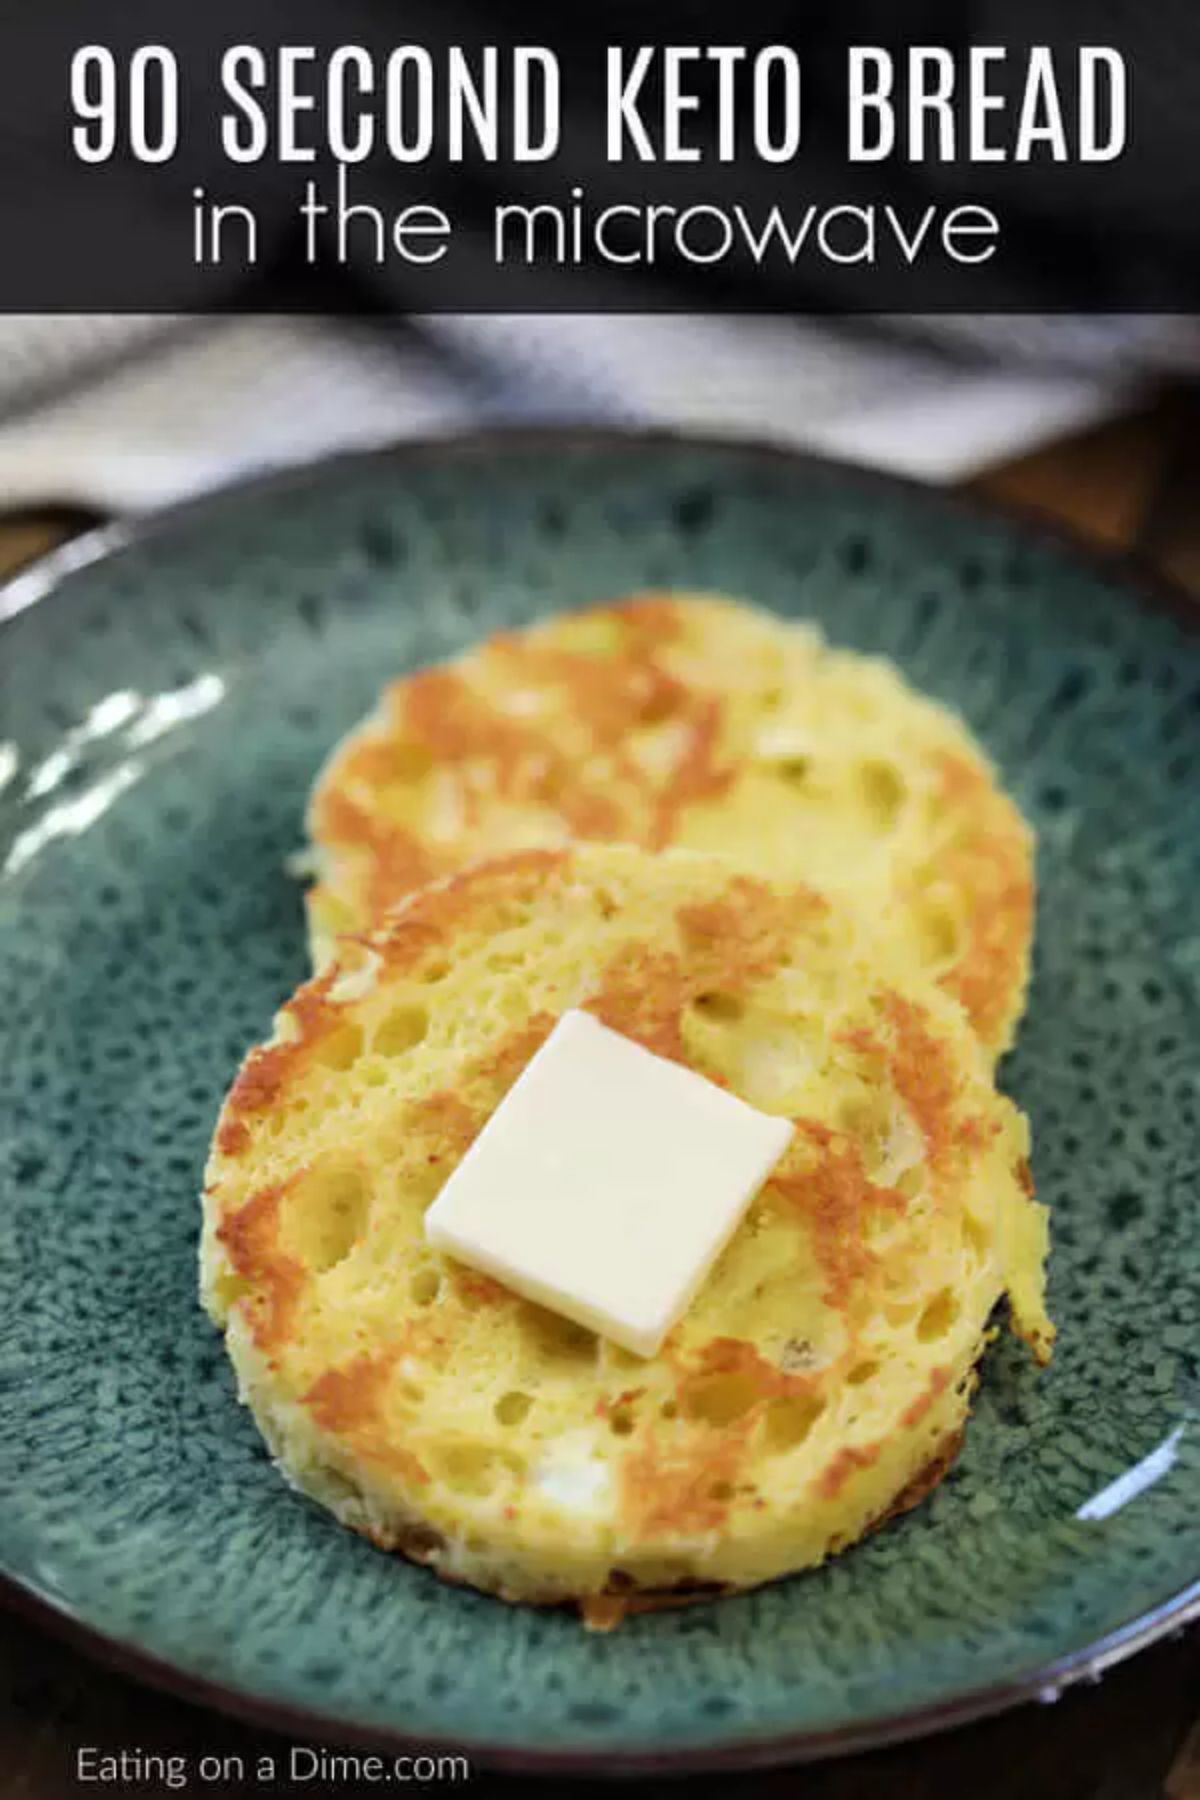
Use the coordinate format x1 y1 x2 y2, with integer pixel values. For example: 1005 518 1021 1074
201 845 1052 1623
305 593 1034 1056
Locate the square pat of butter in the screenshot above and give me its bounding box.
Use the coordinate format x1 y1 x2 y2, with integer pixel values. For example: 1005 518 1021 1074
424 1008 794 1357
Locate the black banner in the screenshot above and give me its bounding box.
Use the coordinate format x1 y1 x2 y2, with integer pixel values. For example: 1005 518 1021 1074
0 0 1196 312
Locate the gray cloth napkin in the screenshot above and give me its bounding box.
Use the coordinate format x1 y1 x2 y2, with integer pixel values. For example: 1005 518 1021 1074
0 312 1163 511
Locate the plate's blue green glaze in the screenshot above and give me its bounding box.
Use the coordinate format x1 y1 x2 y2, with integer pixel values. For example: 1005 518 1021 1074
1 432 1198 1771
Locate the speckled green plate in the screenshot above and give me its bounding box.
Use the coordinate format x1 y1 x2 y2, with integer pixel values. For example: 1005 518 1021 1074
1 430 1198 1773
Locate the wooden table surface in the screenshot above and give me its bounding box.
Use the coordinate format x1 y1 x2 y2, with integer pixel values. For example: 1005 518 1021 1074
4 395 1200 1799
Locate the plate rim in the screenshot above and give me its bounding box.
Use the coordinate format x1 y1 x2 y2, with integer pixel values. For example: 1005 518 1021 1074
2 422 1197 1775
5 1566 1198 1777
2 423 1198 636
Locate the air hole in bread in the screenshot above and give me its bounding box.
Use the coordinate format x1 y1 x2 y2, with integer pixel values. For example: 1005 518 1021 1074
693 991 744 1023
862 1207 901 1246
837 1092 881 1137
836 1094 892 1176
494 1390 533 1427
373 1004 428 1057
962 1212 991 1259
440 1444 503 1496
917 1287 959 1342
211 1268 252 1310
313 1021 363 1072
764 1393 825 1452
859 758 906 830
913 896 964 969
847 1359 879 1387
410 1266 441 1306
775 755 810 785
288 1164 370 1272
609 1408 636 1436
685 1372 761 1427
